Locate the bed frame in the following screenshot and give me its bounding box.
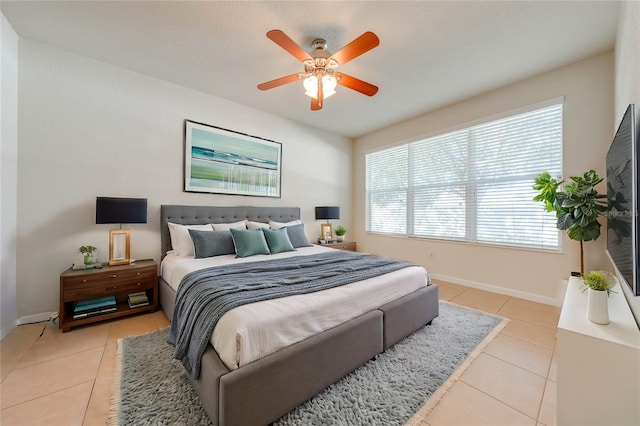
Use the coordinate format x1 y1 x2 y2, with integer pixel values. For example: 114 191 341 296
159 205 439 426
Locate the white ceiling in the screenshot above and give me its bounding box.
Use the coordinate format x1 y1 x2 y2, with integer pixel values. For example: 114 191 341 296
1 1 620 139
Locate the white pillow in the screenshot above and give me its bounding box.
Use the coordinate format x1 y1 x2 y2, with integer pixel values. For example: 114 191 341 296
269 219 302 229
247 220 269 230
168 223 212 257
212 220 247 231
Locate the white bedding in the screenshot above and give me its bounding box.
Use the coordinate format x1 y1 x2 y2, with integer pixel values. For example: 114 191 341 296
161 246 429 370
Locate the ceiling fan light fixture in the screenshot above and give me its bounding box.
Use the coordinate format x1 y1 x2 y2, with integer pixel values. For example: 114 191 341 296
303 75 337 100
259 30 379 110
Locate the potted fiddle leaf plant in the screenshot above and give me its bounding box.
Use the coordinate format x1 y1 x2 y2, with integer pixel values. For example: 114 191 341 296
79 245 97 265
533 170 607 275
582 271 617 324
335 226 347 242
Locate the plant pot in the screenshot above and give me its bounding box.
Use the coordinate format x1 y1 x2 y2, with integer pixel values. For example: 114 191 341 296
336 235 345 242
83 254 93 265
587 288 609 325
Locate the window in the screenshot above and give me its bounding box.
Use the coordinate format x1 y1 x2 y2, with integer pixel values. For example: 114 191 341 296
366 101 563 250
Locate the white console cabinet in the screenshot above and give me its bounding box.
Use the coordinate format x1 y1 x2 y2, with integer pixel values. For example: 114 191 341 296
557 276 640 425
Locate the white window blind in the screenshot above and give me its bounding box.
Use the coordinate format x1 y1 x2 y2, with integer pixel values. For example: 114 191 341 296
366 145 408 234
366 101 563 250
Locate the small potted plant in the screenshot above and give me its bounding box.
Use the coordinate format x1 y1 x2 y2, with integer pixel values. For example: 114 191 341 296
79 245 97 265
335 226 346 242
582 271 617 325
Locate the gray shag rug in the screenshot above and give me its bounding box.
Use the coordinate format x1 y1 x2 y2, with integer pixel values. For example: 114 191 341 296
111 302 506 425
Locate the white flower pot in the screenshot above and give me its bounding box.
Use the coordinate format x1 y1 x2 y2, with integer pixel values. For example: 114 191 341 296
587 288 609 325
336 235 345 242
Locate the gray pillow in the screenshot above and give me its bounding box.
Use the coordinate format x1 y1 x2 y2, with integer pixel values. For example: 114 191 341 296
285 223 312 248
188 229 236 258
263 228 295 254
229 228 271 258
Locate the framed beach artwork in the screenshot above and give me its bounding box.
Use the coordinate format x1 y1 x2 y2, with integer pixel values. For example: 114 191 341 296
184 120 282 198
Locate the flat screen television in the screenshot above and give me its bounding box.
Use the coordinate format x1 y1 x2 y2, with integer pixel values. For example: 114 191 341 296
606 104 639 296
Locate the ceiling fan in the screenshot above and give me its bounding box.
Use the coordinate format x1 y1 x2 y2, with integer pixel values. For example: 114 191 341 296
257 30 380 111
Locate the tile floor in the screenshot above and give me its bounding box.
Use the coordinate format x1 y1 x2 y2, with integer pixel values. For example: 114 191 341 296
0 281 559 425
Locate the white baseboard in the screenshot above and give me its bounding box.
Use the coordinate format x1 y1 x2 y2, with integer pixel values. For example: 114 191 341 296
16 311 57 325
1 320 18 340
431 273 564 307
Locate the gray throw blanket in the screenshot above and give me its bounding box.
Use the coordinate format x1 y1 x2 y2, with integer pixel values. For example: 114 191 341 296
168 251 421 378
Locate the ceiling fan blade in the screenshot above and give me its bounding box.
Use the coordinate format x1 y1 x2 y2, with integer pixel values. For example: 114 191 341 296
267 30 313 62
311 97 322 110
317 78 324 107
335 72 379 96
257 74 300 91
311 79 324 110
330 32 379 66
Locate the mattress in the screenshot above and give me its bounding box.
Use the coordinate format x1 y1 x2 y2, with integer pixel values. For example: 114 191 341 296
161 246 429 370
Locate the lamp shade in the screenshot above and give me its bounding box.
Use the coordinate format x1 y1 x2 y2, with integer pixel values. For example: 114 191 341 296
96 197 147 224
315 206 340 221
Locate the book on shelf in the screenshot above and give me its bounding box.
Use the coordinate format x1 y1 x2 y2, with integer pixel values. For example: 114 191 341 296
128 299 150 308
128 292 148 302
72 306 117 320
128 291 149 308
74 295 116 313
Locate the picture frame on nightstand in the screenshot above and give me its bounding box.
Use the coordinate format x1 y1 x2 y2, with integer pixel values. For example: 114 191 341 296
320 223 333 241
109 229 130 266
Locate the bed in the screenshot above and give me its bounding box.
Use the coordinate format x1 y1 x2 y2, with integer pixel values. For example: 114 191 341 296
159 205 439 426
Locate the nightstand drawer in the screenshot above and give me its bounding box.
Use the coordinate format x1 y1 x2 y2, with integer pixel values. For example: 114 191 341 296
63 267 155 289
63 278 155 301
315 241 357 251
329 242 356 251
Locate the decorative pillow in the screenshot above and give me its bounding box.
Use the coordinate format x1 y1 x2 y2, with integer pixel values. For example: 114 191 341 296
262 228 295 254
229 228 270 258
285 223 312 248
212 220 247 231
269 219 302 229
168 222 213 257
188 229 236 258
247 220 270 230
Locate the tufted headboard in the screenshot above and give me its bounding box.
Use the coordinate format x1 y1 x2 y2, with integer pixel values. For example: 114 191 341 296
160 205 301 259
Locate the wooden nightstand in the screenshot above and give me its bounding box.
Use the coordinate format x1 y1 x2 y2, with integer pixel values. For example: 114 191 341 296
315 241 357 251
59 260 158 332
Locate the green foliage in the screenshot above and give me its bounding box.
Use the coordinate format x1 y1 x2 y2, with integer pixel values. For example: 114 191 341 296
533 170 607 242
79 245 97 255
532 171 560 212
582 271 616 295
334 226 346 236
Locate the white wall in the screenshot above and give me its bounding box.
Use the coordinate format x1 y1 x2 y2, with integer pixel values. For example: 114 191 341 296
16 39 352 317
615 0 640 325
354 52 614 306
1 13 19 339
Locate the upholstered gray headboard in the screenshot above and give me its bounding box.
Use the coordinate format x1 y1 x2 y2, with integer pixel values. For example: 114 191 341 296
160 205 301 259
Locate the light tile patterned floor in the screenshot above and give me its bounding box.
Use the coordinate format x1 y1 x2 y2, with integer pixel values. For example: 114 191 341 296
0 281 559 425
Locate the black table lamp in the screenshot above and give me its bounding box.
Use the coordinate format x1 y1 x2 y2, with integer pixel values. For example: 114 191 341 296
315 206 340 241
96 197 147 265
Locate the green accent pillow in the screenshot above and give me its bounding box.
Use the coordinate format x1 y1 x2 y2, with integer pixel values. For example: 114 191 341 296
229 228 271 258
263 227 295 254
